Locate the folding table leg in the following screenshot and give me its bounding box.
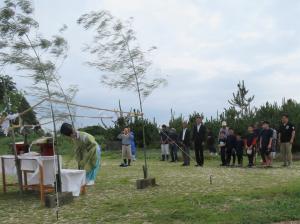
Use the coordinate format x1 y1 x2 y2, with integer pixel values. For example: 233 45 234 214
39 165 45 203
1 158 6 193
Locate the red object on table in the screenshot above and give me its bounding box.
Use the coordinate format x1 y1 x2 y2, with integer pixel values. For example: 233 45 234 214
39 142 54 156
11 142 29 155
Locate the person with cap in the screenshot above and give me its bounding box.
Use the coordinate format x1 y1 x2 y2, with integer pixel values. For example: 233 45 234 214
259 121 273 167
278 114 296 167
60 123 101 185
219 121 229 140
192 116 206 167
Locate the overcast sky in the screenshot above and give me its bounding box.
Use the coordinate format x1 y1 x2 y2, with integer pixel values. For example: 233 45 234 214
11 0 300 127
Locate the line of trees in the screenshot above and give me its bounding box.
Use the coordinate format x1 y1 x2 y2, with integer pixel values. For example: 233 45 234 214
78 81 300 152
0 75 37 125
170 81 300 151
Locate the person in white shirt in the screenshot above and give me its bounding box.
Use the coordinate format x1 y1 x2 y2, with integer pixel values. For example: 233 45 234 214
219 121 229 139
160 125 170 161
0 112 20 136
179 121 191 166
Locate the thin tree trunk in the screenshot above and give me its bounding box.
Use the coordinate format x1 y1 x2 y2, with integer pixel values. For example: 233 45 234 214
24 33 62 192
123 36 148 179
11 122 23 194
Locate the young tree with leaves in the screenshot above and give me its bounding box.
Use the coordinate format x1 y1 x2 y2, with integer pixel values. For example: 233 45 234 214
78 10 167 178
0 0 77 196
0 0 77 125
228 80 254 118
0 74 37 124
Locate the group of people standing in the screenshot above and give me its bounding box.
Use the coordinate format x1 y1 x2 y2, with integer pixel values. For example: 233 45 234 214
160 116 207 167
160 114 296 168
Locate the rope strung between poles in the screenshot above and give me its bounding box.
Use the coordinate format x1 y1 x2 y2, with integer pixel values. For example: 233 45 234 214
47 98 143 116
58 114 113 119
18 99 47 117
12 115 113 130
161 129 217 185
9 98 142 119
160 129 196 163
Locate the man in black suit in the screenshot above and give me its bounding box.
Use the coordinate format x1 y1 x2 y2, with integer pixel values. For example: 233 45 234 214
178 121 191 166
193 116 206 167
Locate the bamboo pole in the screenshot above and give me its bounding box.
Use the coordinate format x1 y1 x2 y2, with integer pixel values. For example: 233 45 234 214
11 128 23 194
47 98 143 116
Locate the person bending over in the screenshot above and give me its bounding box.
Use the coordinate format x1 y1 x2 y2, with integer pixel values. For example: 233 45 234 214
60 123 101 186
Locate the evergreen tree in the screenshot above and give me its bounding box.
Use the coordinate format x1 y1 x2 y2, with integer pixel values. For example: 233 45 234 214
0 74 37 124
228 80 254 117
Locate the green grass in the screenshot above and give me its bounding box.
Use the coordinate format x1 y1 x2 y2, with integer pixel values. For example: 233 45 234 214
1 146 300 223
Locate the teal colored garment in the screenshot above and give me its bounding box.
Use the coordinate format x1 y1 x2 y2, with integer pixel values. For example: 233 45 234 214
86 144 101 182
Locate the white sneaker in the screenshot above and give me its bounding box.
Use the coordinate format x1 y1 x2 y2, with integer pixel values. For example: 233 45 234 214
86 180 95 186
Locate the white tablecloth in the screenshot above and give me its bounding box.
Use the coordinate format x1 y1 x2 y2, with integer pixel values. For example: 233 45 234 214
0 155 85 196
61 169 86 196
0 155 61 185
0 155 16 176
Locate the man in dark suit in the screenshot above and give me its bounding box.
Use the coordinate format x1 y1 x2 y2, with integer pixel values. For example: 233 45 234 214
178 121 191 166
192 116 206 167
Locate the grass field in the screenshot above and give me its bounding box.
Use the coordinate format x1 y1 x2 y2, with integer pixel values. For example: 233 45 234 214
1 149 300 224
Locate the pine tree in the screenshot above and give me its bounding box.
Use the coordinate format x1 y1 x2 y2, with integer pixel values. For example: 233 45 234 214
228 80 254 117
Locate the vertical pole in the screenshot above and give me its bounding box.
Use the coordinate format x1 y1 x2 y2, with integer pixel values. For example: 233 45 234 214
11 128 23 194
1 157 7 193
39 164 45 203
24 33 62 193
141 115 148 179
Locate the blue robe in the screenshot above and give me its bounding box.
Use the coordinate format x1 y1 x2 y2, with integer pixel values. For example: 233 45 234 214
130 132 136 156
